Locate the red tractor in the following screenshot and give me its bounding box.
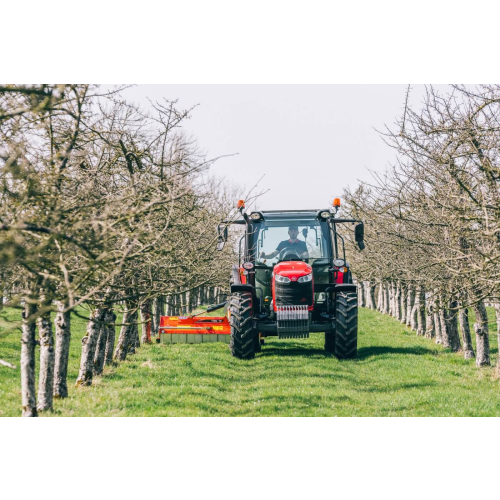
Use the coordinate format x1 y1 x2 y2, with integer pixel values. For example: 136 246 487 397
217 199 365 359
157 199 365 360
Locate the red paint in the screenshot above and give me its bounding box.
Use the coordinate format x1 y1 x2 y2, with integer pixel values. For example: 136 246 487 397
239 266 247 284
159 315 231 335
272 261 314 312
274 261 312 279
335 269 345 284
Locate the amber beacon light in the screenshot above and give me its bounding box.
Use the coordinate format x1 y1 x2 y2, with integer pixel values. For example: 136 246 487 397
333 198 341 208
237 199 245 209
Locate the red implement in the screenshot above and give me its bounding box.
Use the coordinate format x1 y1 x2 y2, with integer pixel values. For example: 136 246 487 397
158 315 231 344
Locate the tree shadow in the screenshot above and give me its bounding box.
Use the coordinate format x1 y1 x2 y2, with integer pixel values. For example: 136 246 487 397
357 345 438 360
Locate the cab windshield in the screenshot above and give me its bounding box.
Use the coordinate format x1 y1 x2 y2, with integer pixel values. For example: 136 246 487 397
255 219 330 267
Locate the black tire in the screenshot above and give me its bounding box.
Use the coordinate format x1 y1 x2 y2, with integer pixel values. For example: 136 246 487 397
335 292 358 359
229 292 256 360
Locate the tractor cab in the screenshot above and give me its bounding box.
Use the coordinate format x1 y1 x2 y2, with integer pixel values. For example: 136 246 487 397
251 214 340 319
215 200 365 360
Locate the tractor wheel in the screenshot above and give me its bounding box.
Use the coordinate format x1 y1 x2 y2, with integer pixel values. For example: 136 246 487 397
229 292 256 360
335 292 358 359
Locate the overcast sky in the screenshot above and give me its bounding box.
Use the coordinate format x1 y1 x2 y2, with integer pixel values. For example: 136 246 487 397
121 85 449 211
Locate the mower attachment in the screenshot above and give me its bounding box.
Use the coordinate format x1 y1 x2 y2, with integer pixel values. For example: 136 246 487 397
158 315 231 344
277 305 309 339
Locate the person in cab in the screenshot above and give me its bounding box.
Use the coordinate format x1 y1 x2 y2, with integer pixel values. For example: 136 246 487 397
260 224 309 260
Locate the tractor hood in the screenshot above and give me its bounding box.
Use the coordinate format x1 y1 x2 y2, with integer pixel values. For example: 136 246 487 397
274 261 312 280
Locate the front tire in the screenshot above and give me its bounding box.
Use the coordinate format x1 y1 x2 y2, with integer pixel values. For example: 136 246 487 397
335 292 358 359
229 292 256 360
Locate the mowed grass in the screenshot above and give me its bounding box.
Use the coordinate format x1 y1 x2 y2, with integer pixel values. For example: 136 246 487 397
0 306 499 417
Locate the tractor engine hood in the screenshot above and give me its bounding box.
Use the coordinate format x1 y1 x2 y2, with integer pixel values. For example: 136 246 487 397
272 261 314 311
273 261 312 280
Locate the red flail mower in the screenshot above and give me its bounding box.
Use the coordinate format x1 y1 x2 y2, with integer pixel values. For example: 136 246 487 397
157 199 365 359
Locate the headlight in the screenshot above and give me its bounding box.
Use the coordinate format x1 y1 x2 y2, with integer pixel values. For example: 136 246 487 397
250 212 262 221
298 273 312 283
242 262 254 270
275 274 291 284
320 211 331 219
333 259 345 267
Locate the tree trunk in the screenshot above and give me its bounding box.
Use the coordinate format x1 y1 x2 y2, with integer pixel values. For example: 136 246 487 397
140 300 152 344
94 308 114 376
53 301 71 398
127 308 139 353
358 281 366 307
114 306 131 361
410 303 418 332
104 309 117 366
391 282 398 318
406 287 415 327
458 308 475 359
400 284 407 324
424 293 435 339
93 321 107 376
377 283 383 312
21 301 37 417
152 297 160 335
76 308 105 386
494 303 500 377
473 300 490 367
382 283 390 314
37 305 54 412
434 296 442 344
441 302 461 352
366 280 376 309
439 308 448 345
416 287 426 336
388 282 394 316
174 293 180 315
394 282 402 320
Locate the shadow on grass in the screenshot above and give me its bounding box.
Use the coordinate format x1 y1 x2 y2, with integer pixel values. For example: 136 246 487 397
357 345 438 360
260 342 332 358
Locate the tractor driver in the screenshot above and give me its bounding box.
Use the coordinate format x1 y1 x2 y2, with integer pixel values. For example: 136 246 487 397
260 224 309 260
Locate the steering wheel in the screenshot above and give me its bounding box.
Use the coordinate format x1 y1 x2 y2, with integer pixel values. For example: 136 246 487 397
277 248 302 262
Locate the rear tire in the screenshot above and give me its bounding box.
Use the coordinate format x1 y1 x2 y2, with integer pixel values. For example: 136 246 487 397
229 292 256 360
335 292 358 359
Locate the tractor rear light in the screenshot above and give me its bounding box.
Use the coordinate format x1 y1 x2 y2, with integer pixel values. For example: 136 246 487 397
297 273 312 283
333 259 345 267
333 198 341 207
243 262 254 270
275 274 291 284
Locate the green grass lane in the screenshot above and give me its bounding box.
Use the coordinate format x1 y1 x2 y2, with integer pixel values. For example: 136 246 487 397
0 306 498 416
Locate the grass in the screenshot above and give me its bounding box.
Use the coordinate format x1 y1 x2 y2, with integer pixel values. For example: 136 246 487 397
0 305 498 417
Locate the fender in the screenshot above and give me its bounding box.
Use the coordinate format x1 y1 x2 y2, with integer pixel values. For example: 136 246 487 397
230 284 255 295
334 283 357 294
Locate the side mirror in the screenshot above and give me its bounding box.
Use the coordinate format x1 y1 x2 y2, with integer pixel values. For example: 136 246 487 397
216 225 228 251
355 223 365 251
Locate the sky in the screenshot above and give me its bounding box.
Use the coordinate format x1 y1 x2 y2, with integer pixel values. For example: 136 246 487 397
121 85 449 211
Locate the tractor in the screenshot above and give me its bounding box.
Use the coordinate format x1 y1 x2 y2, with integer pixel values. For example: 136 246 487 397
157 199 365 360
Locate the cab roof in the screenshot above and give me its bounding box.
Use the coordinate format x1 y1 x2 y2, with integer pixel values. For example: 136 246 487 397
258 209 325 218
